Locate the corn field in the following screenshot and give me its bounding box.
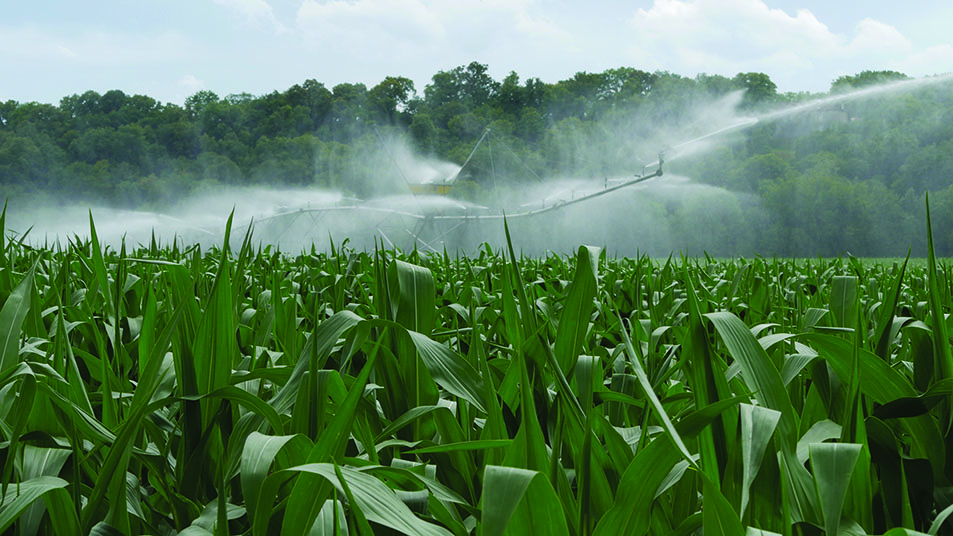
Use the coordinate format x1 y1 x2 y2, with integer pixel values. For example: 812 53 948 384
2 203 953 536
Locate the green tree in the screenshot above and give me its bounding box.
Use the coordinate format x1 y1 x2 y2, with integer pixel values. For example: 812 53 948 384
831 70 909 92
409 113 438 153
496 71 524 117
732 72 777 108
0 133 56 187
99 89 127 115
68 125 147 167
8 102 70 139
60 90 103 119
424 62 499 110
516 107 545 143
0 100 17 129
285 79 333 125
199 100 246 140
447 112 485 141
117 94 160 124
546 71 603 119
898 140 953 193
600 67 656 103
696 73 735 96
197 151 244 184
368 76 416 125
156 119 200 158
184 90 220 119
739 152 793 192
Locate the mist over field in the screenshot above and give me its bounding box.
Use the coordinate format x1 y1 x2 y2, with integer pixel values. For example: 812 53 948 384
3 67 953 256
9 2 953 532
11 0 953 534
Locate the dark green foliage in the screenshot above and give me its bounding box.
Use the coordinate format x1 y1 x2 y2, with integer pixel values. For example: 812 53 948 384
3 66 953 256
5 202 953 533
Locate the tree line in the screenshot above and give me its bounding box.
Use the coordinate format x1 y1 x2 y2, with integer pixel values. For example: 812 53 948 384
2 63 951 255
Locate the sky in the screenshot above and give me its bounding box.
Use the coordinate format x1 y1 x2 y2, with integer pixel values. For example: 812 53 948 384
2 0 952 106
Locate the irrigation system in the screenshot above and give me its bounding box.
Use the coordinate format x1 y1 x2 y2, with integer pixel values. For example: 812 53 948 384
241 74 953 252
11 73 949 253
239 130 667 252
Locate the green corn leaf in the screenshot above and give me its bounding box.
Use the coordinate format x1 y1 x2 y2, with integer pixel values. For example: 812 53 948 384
279 463 452 536
592 435 682 536
405 328 487 413
86 212 112 312
408 439 512 454
334 462 374 536
0 263 35 374
707 310 819 525
375 405 444 442
2 371 37 499
553 246 600 375
20 446 72 536
830 276 858 330
803 333 945 473
674 396 747 439
926 194 953 376
388 259 436 335
739 404 781 518
810 442 862 536
178 527 214 536
928 500 953 535
312 500 349 536
268 310 364 416
925 195 953 434
501 350 550 476
873 255 909 360
685 275 734 486
797 420 842 465
41 486 82 536
88 522 125 536
702 475 745 536
193 235 235 426
0 201 5 266
705 312 798 448
240 432 311 525
279 345 378 536
616 311 695 466
0 476 70 533
482 465 569 536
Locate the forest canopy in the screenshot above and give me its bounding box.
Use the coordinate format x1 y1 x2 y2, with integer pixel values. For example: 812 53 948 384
2 64 952 256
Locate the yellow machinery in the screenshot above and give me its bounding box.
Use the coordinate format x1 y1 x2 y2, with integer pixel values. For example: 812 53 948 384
408 183 454 195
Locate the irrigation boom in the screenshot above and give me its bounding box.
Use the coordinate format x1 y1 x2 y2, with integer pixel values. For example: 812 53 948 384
248 152 664 226
232 150 665 252
436 152 664 221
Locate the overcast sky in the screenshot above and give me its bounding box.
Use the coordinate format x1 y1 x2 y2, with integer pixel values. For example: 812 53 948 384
3 0 952 106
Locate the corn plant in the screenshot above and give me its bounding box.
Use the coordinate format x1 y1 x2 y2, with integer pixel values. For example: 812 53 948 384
1 202 953 535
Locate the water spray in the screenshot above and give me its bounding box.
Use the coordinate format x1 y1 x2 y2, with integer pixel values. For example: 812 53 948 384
11 72 953 254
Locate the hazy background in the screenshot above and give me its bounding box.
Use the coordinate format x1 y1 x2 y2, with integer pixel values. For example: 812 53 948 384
3 1 952 105
3 1 953 256
5 72 952 256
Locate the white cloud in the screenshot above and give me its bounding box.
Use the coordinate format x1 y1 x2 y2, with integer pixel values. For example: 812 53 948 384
0 26 194 66
296 0 444 49
629 0 836 71
56 45 78 59
6 0 952 105
892 44 953 77
626 0 952 91
847 18 911 58
286 0 950 94
293 0 574 86
179 74 206 93
214 0 287 33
